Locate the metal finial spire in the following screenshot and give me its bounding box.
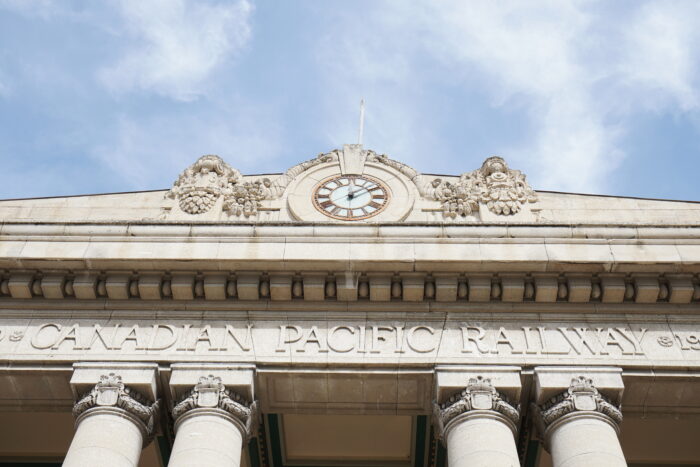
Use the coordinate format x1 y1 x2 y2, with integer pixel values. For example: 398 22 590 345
358 99 365 145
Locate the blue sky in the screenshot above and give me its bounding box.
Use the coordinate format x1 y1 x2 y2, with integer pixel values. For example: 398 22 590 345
0 0 699 200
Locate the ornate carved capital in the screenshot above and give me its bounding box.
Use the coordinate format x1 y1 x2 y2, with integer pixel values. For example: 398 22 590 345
172 375 257 437
435 376 520 438
535 376 623 435
73 373 159 439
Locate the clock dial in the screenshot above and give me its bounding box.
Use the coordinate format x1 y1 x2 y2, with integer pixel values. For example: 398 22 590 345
313 174 390 220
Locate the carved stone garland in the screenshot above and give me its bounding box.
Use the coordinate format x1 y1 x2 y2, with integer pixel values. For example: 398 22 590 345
73 373 160 440
430 156 537 217
435 376 520 439
172 375 257 437
535 376 623 436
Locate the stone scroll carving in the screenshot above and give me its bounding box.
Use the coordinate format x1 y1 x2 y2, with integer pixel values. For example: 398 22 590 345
535 376 623 434
73 373 159 438
429 156 537 217
172 375 257 437
435 376 520 438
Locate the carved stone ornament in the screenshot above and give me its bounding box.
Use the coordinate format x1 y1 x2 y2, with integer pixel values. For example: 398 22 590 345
166 155 242 215
172 375 257 437
166 152 341 218
429 156 537 217
435 376 520 439
536 376 623 434
73 373 160 438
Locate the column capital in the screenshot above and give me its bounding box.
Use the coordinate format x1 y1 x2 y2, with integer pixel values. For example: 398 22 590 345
72 372 160 440
435 376 520 439
535 375 623 438
169 364 257 439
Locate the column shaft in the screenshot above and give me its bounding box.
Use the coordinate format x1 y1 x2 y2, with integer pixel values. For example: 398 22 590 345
536 375 626 467
548 413 626 467
63 409 144 467
167 374 254 467
169 410 244 467
445 412 520 467
437 375 521 467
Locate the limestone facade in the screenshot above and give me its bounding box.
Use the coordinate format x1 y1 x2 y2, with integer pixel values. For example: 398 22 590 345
1 145 700 466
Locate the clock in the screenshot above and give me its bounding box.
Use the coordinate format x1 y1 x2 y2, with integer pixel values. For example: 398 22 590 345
312 174 390 220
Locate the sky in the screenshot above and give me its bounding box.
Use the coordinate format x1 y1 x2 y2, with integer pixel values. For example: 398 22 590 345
0 0 699 201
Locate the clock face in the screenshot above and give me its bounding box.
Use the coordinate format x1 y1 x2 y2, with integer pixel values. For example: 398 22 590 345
313 174 390 220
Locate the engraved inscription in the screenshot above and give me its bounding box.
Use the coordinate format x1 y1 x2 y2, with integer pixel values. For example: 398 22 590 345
460 325 647 356
1 319 689 363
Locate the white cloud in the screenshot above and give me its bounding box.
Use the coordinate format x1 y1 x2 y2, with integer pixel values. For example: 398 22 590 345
0 70 10 98
407 1 612 192
0 0 60 19
98 0 252 101
91 106 285 191
315 0 700 193
620 2 700 112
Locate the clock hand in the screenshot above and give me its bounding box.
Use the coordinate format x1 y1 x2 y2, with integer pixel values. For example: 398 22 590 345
330 186 352 204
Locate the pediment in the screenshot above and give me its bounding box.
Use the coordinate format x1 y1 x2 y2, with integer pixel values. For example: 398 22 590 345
157 145 541 223
0 147 699 227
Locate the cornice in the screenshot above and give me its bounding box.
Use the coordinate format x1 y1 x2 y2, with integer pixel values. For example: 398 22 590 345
2 221 700 240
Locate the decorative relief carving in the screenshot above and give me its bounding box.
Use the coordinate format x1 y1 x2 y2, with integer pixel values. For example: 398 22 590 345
430 156 537 217
172 375 257 436
165 152 537 219
365 151 423 189
270 150 339 196
167 155 242 215
536 376 623 433
73 373 159 437
435 376 520 437
223 178 273 217
166 152 340 218
429 178 479 218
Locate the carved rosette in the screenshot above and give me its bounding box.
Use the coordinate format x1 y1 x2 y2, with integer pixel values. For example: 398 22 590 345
535 376 623 436
172 375 257 438
73 373 159 440
435 376 520 439
430 156 537 218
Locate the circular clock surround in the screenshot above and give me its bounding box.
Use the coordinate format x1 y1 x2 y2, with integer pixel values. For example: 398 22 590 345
312 174 390 221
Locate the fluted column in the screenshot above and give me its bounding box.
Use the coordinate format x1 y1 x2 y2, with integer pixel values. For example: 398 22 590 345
436 376 521 467
64 373 159 467
169 375 256 467
535 376 626 467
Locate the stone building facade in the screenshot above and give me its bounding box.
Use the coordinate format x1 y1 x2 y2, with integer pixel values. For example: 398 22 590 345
0 145 699 466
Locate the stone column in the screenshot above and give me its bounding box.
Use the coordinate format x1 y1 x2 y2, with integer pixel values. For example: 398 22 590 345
436 376 521 467
535 373 626 467
64 372 159 467
169 369 256 467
